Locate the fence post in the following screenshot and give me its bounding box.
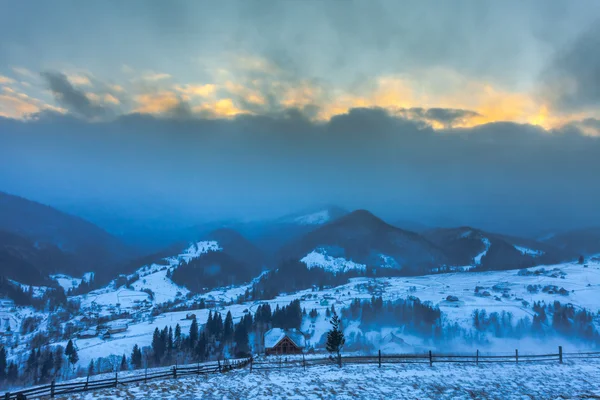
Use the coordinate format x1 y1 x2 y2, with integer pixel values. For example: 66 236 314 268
85 374 90 390
173 366 177 379
51 379 56 398
145 366 148 383
250 357 253 373
218 359 222 373
338 353 342 368
115 371 118 387
429 350 433 367
197 362 200 375
378 349 381 368
303 354 306 371
4 392 9 400
515 349 519 364
476 349 479 366
559 346 563 364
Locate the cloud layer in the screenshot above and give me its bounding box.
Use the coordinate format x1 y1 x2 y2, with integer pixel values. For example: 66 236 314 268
1 109 599 235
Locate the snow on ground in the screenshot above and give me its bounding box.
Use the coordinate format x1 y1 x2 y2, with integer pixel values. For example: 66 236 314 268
514 245 544 257
301 249 367 273
8 280 50 297
130 267 188 305
293 209 331 225
166 241 221 264
51 274 83 292
7 258 600 375
56 359 600 400
473 237 490 265
77 241 222 311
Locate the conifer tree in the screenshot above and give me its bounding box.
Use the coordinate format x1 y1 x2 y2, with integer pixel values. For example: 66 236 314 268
174 324 182 349
88 359 94 375
131 344 142 369
326 312 345 367
0 345 6 380
54 346 64 377
189 318 199 348
120 354 127 371
223 311 234 342
7 362 18 382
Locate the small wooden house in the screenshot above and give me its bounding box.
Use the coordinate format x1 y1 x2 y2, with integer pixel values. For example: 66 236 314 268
264 328 305 355
77 328 98 339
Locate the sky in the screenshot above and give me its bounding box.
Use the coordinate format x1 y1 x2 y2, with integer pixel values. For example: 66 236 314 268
1 0 600 237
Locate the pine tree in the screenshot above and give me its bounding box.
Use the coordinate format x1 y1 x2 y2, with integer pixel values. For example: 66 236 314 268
195 331 207 361
54 346 64 377
168 326 174 352
189 318 199 348
325 312 345 367
152 328 163 363
65 339 74 358
174 324 182 349
223 311 234 342
0 345 6 380
234 322 249 356
68 345 79 368
7 362 18 382
120 354 127 371
88 359 94 375
131 344 142 369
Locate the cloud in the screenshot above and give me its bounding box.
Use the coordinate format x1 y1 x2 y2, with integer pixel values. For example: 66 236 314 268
2 108 599 237
66 74 92 86
174 84 217 99
132 91 188 116
11 67 35 78
0 87 65 118
141 72 172 82
41 71 110 119
0 75 15 84
396 107 481 128
541 21 600 112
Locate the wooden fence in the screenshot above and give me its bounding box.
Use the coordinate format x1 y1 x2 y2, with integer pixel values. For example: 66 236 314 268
3 358 250 400
250 346 599 371
6 347 600 399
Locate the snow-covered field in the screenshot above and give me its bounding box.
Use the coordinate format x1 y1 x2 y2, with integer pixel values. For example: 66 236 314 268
38 259 600 366
4 251 600 372
55 359 600 399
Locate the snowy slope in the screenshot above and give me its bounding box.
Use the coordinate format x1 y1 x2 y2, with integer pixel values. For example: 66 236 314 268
473 237 491 265
301 248 367 273
51 274 83 292
514 245 544 257
78 241 221 309
293 209 332 225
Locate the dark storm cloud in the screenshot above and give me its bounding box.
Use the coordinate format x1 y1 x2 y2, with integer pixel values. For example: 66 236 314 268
41 72 111 119
541 21 600 112
1 108 599 236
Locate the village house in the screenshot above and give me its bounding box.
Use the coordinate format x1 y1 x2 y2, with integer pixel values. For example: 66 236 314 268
264 328 306 356
77 328 98 339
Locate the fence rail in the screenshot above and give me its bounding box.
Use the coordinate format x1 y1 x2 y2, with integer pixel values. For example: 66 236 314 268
249 346 599 371
3 358 250 400
6 346 600 399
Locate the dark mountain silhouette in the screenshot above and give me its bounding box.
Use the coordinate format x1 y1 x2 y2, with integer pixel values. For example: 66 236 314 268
541 227 600 257
423 227 567 270
281 209 445 275
0 230 70 285
0 191 134 279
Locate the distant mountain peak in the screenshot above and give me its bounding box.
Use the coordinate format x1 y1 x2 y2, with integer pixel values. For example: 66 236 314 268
279 205 348 226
